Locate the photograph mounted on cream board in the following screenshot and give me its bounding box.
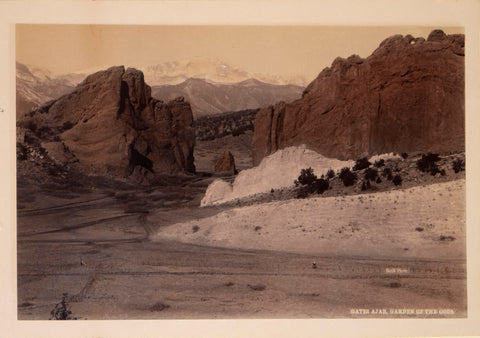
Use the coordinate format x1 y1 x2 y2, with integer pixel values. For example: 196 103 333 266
1 0 480 337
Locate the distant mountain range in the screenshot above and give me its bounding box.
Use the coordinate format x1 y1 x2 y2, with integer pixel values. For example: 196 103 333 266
151 78 304 118
141 59 309 86
16 62 84 116
16 61 305 118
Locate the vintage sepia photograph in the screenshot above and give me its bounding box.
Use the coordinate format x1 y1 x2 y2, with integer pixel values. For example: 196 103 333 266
14 24 467 321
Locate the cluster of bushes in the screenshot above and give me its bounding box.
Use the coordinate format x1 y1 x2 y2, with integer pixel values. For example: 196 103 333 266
294 152 441 198
293 152 464 200
353 157 371 171
294 167 330 198
416 153 445 176
346 156 403 188
195 108 258 141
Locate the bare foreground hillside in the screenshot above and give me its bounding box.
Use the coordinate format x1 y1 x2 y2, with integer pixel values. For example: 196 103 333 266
17 163 466 319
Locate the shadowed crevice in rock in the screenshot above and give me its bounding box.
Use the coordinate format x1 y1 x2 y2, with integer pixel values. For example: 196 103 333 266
127 144 154 176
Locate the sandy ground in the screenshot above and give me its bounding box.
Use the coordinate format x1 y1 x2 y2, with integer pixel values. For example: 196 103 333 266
17 176 466 319
153 180 466 260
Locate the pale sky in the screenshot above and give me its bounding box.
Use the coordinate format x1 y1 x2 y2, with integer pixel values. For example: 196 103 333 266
16 25 463 81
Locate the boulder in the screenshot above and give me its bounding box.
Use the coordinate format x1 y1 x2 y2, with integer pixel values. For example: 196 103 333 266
214 151 236 175
253 30 465 164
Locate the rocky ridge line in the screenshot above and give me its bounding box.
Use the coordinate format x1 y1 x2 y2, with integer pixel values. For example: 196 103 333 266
253 30 465 164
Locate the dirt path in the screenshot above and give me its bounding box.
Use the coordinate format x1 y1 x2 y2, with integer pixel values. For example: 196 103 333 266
18 236 466 319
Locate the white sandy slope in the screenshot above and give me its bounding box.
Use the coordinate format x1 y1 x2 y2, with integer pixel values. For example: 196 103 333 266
201 145 400 206
153 180 465 260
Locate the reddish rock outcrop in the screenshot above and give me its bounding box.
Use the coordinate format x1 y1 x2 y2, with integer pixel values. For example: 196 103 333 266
253 30 465 164
214 151 236 175
18 66 195 178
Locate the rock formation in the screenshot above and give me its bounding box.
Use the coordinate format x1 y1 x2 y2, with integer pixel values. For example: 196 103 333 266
214 151 236 175
253 30 465 165
18 66 196 179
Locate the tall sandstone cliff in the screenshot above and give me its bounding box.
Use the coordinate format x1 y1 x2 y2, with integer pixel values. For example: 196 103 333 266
253 30 465 165
19 66 195 179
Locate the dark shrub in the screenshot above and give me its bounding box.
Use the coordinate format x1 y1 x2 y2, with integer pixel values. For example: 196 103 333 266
364 167 378 181
192 225 200 233
297 167 317 186
401 152 409 159
313 178 329 194
392 175 403 186
296 187 310 199
452 158 465 173
50 293 76 320
339 167 357 187
353 157 371 171
361 180 371 191
376 176 382 184
326 169 335 179
374 159 385 168
296 178 329 198
430 166 446 176
295 168 329 197
382 167 393 180
416 153 441 175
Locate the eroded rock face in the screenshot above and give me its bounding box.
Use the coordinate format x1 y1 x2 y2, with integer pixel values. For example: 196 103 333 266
253 30 465 164
18 66 195 178
215 151 236 175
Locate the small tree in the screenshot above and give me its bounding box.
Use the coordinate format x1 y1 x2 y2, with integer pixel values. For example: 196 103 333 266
452 158 465 173
297 167 317 186
392 174 403 186
382 167 393 180
361 180 371 191
353 157 371 171
374 159 385 168
295 168 329 197
50 293 76 320
339 167 357 187
326 169 335 179
417 153 441 176
364 167 378 181
313 178 330 194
